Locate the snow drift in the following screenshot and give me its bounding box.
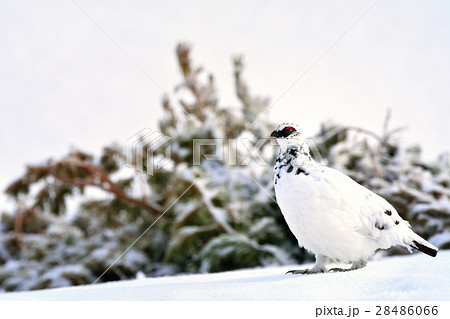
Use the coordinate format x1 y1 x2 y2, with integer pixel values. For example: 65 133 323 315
1 251 448 301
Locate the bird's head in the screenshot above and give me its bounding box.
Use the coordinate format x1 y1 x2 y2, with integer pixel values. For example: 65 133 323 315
270 123 303 148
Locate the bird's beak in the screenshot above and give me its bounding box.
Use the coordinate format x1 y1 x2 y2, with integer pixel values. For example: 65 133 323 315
270 130 282 138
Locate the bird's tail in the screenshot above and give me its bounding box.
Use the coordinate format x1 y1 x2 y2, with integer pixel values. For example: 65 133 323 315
408 233 438 257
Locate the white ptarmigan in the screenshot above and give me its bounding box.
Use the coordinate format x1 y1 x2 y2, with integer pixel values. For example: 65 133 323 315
271 123 438 274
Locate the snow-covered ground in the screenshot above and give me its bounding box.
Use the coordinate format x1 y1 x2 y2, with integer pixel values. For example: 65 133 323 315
1 251 449 301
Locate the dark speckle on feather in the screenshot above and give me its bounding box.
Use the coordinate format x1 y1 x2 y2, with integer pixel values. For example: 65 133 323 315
296 167 309 176
375 221 385 230
288 148 298 156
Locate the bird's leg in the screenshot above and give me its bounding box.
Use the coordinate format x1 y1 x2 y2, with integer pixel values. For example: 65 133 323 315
329 259 367 272
328 267 347 272
328 257 346 272
350 259 367 270
286 254 328 275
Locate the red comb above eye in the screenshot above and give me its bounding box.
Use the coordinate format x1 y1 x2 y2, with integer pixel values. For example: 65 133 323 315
284 126 295 130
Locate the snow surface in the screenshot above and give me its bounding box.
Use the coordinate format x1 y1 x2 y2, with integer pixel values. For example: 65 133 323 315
1 251 449 301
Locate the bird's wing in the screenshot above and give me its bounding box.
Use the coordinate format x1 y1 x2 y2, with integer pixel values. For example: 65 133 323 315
319 166 408 247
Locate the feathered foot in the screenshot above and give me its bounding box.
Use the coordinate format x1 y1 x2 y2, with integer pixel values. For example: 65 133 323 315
328 267 347 272
329 259 366 272
350 259 367 270
286 269 325 275
286 254 328 275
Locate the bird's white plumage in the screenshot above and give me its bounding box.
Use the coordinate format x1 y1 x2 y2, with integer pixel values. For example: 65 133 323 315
271 123 438 273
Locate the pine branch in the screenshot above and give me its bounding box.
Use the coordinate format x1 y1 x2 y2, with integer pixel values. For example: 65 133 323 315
7 157 164 216
57 158 163 215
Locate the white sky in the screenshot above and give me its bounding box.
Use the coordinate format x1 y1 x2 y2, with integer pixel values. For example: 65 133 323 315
1 0 450 211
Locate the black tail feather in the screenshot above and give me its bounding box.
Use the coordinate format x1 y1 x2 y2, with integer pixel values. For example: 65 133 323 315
412 240 438 257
